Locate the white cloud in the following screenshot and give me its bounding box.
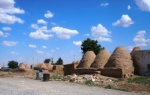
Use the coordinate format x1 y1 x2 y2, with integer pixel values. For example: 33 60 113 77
30 25 53 40
84 34 90 37
127 5 131 10
44 11 54 18
0 13 24 24
2 40 17 46
0 0 25 24
112 14 134 27
2 27 11 31
91 24 112 42
37 19 47 25
127 46 134 52
101 3 109 7
133 30 150 46
31 24 39 29
0 30 4 36
51 26 79 39
28 44 37 48
42 46 47 48
29 31 53 40
73 41 82 46
0 31 9 37
135 0 150 12
10 51 19 54
95 37 112 42
36 50 44 54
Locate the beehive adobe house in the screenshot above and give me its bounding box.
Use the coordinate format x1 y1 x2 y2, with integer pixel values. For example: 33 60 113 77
91 49 110 69
77 51 96 68
102 46 134 78
74 51 96 74
131 47 150 76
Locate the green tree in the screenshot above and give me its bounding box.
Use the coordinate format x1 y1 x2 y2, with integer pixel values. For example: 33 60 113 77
55 57 63 65
8 60 18 69
81 38 104 55
44 59 51 64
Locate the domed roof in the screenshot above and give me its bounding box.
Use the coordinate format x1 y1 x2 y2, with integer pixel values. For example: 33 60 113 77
91 49 110 68
77 51 96 68
105 46 133 69
19 64 26 71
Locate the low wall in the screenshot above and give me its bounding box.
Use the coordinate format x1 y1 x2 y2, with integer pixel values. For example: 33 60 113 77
74 68 97 75
101 68 123 78
63 64 75 76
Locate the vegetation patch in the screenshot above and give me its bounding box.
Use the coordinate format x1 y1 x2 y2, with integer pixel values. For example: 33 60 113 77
85 80 93 86
50 75 61 80
128 76 150 86
114 78 124 82
105 84 129 92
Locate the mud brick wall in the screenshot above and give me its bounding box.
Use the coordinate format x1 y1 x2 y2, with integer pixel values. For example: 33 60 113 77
74 68 97 75
101 68 123 78
63 64 75 76
52 65 64 73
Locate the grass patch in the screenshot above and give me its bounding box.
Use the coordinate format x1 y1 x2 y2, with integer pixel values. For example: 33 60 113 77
114 78 124 82
50 75 61 80
105 84 129 92
99 78 103 80
85 80 93 86
128 76 150 85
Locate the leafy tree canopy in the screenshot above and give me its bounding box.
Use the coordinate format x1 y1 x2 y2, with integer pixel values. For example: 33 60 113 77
55 57 63 65
8 60 18 69
81 38 104 55
44 59 51 64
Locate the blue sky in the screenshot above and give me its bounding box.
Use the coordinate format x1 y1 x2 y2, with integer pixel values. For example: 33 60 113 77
0 0 150 65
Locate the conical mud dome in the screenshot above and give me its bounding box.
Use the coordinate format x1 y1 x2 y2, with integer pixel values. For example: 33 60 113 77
105 46 133 69
91 49 110 68
19 64 26 71
131 46 141 55
46 64 53 71
77 51 96 68
41 63 47 70
25 64 31 69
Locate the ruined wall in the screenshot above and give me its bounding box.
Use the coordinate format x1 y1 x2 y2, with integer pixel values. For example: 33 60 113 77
64 64 75 76
132 50 150 76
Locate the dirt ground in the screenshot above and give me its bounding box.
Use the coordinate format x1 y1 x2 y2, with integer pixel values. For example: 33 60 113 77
0 69 150 94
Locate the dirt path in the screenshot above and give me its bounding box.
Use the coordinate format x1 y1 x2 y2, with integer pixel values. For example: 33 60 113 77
0 77 148 95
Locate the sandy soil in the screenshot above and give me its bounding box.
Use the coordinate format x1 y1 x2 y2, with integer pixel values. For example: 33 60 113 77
0 77 147 95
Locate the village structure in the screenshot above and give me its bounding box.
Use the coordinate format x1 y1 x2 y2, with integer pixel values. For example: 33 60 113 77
16 46 150 78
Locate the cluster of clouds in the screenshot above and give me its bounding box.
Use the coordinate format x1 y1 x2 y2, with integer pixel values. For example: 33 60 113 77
29 11 79 40
0 0 25 24
1 0 150 53
128 30 150 51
